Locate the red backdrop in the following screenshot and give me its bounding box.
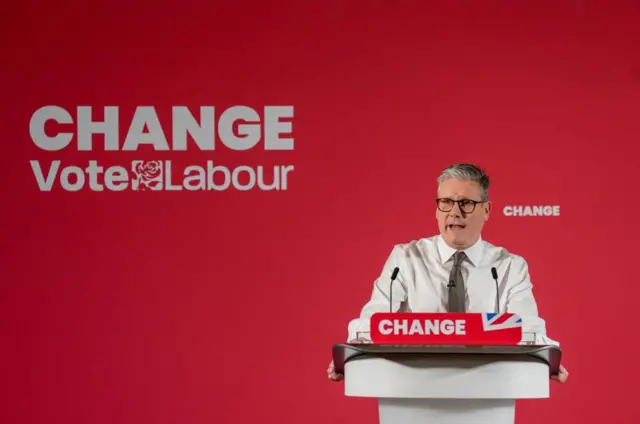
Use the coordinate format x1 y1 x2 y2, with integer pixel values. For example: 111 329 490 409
2 1 640 423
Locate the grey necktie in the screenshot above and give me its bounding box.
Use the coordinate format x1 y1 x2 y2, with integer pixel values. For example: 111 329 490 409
447 251 466 312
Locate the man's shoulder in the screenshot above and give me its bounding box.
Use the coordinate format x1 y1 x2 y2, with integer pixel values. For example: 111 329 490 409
386 236 530 266
481 239 528 266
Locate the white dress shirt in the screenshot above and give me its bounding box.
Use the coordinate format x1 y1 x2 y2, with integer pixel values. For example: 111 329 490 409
347 235 559 346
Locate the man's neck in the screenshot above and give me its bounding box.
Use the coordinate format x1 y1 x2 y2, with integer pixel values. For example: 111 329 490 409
443 235 481 251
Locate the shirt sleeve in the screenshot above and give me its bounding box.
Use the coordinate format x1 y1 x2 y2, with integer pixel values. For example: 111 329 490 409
347 245 408 341
505 255 560 347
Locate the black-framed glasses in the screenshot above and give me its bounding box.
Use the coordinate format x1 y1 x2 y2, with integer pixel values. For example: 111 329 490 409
436 198 485 213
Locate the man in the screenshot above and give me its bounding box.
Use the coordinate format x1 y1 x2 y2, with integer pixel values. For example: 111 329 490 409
327 163 568 383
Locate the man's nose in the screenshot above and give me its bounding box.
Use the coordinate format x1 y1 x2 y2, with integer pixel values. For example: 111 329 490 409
448 203 464 217
448 208 461 218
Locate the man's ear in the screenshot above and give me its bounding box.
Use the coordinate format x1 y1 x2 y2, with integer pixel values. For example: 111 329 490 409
484 200 492 221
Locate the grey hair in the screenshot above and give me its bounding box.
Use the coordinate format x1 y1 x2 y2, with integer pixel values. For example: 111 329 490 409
437 163 490 201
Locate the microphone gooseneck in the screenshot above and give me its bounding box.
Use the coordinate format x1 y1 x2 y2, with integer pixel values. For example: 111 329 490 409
389 267 400 313
491 267 499 313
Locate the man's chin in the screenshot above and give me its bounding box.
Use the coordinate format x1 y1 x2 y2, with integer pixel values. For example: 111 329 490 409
443 232 469 248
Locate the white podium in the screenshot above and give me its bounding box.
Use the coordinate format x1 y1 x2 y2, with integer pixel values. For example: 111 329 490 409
332 344 562 424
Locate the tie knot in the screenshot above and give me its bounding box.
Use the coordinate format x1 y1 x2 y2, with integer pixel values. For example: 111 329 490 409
453 251 466 267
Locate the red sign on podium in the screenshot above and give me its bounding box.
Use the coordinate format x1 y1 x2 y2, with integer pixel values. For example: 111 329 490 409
369 312 523 345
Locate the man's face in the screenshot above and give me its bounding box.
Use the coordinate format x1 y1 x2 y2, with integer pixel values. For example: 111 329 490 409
435 178 491 249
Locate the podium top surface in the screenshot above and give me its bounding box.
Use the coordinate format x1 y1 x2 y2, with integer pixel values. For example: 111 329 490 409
332 344 562 376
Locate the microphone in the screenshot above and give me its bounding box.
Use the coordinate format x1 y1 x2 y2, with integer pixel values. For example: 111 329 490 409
389 267 400 313
447 278 455 311
491 267 500 313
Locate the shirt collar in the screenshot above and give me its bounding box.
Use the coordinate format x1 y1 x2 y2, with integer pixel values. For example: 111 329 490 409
436 234 484 267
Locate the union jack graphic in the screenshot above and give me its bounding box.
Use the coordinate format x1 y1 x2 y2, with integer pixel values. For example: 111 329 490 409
481 313 522 331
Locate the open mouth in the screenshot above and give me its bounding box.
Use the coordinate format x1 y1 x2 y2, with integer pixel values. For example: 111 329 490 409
447 224 465 230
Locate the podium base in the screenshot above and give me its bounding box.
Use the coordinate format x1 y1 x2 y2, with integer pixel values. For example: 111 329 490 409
378 398 515 424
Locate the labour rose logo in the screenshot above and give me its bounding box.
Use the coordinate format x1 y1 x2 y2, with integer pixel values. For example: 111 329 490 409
132 160 163 191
